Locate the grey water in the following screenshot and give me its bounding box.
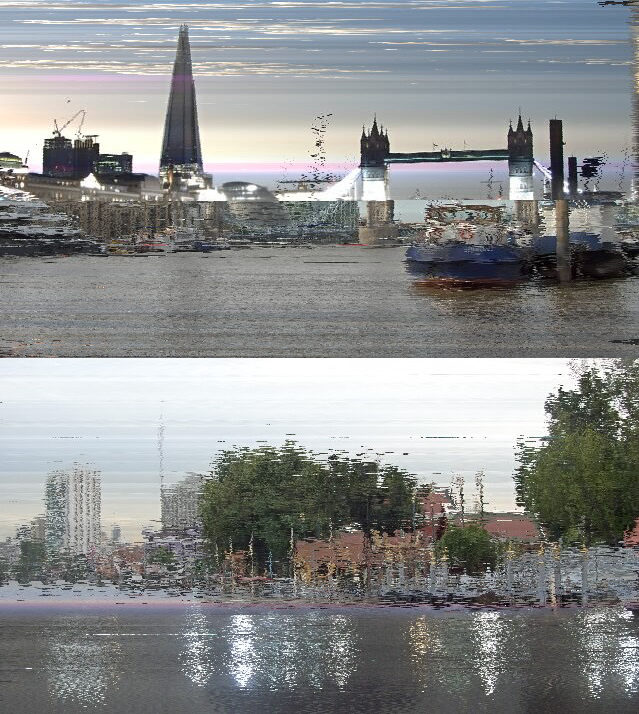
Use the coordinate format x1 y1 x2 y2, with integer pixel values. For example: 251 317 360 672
1 604 638 714
1 247 638 357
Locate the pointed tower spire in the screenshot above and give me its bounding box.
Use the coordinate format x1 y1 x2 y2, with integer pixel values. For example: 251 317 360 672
160 24 203 176
516 113 524 132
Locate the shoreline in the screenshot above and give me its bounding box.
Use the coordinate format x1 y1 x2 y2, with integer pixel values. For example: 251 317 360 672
0 586 634 615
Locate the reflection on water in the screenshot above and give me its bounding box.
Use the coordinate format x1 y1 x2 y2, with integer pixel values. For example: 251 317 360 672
471 611 507 696
180 608 216 687
3 606 639 713
407 611 515 700
222 611 358 692
407 615 461 696
228 614 257 689
45 616 122 707
177 609 360 694
577 608 639 699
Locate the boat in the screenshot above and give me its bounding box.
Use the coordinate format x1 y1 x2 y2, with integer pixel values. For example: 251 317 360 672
404 214 532 287
192 240 231 252
405 242 530 287
106 239 137 256
136 240 171 254
526 232 631 279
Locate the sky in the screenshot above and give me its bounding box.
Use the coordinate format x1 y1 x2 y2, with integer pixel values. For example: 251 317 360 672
0 0 634 178
0 358 579 542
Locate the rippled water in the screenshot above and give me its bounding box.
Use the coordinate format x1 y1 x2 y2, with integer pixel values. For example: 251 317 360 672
1 247 638 357
1 605 638 713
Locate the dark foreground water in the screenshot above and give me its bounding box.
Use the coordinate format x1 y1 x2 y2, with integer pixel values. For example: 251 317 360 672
1 603 639 713
1 247 639 357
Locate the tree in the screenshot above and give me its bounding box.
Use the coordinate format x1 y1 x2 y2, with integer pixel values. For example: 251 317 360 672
0 556 9 585
377 465 418 534
200 442 420 573
60 552 92 583
514 360 639 546
452 474 466 526
14 540 46 583
434 524 500 575
147 546 177 572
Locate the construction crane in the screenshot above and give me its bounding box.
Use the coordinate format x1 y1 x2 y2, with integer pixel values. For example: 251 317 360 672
52 109 86 138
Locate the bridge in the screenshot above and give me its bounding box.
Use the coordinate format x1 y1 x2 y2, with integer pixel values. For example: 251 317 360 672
352 115 535 201
288 115 536 202
386 149 509 164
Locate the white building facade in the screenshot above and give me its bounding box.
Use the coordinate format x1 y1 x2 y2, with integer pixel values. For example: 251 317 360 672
45 465 102 554
161 473 204 531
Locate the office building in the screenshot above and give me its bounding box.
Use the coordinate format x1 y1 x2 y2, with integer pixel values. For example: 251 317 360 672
161 473 204 531
45 465 102 554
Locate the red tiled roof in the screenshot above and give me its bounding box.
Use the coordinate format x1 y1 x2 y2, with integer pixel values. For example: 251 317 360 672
419 492 452 515
296 532 367 566
480 514 540 541
624 518 639 546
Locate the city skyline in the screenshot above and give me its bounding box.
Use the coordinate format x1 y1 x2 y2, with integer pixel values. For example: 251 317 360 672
0 0 633 175
0 358 576 542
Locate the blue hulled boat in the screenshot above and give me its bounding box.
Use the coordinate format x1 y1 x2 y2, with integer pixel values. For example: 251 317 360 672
528 232 630 279
405 243 530 287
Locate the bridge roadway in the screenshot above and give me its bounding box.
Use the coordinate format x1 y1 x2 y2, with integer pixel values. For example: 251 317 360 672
385 148 509 164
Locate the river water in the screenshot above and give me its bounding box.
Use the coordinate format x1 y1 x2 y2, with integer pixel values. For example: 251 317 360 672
1 247 638 357
1 603 638 713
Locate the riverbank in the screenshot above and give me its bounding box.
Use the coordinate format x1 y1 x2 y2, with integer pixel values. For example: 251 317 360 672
1 583 635 613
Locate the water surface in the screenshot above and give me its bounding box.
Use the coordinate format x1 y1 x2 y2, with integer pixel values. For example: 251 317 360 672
1 603 638 713
1 247 638 357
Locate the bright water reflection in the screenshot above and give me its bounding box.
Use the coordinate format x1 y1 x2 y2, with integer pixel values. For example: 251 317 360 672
180 608 217 687
577 608 639 699
470 611 508 696
228 614 257 689
45 616 122 707
208 611 358 691
3 606 638 713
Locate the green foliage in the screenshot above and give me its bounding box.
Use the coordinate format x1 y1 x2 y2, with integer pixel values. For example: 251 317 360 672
14 540 47 583
147 546 177 570
0 557 9 585
435 524 500 575
515 360 639 546
60 553 91 583
200 442 420 572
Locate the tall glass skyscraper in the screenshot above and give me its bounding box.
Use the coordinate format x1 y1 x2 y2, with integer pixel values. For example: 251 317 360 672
159 25 207 190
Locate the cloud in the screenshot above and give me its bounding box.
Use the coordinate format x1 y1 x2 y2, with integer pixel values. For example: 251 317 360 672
0 57 390 77
531 57 631 66
1 1 511 9
500 37 625 46
17 17 454 37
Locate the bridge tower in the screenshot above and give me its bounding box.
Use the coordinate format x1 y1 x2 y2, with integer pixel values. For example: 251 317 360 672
360 117 390 201
508 114 534 200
